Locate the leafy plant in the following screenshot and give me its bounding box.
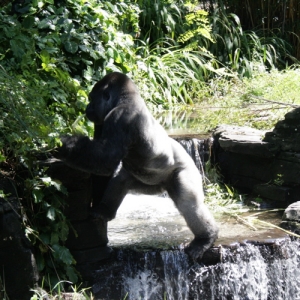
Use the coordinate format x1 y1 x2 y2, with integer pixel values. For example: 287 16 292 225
136 0 190 44
1 0 300 294
133 41 220 107
208 7 294 77
216 0 300 61
0 0 140 290
178 9 214 45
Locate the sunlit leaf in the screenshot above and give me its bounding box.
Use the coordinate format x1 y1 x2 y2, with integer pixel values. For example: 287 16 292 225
47 207 56 220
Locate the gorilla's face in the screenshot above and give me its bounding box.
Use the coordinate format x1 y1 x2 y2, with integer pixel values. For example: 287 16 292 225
86 72 132 125
86 83 112 125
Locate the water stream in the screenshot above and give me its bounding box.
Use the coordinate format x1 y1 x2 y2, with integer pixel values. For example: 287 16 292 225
94 238 300 299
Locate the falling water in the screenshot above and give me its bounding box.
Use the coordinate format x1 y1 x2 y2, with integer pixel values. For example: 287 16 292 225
188 239 300 300
176 138 212 173
93 238 300 300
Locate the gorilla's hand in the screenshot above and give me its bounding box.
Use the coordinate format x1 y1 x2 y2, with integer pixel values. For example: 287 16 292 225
90 202 117 222
55 135 90 160
184 237 216 261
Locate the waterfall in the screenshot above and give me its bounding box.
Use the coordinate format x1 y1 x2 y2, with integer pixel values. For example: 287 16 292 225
176 138 212 174
93 238 300 300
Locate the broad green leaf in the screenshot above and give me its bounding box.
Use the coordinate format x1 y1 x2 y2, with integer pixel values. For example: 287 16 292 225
40 49 50 64
10 39 25 59
52 244 74 265
83 66 93 81
59 222 69 242
114 49 122 63
50 232 59 245
64 40 78 54
47 207 56 220
39 233 50 245
107 47 114 58
32 189 44 203
22 16 35 28
65 265 78 283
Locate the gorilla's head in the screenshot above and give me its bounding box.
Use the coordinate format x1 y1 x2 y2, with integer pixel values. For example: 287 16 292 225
86 72 139 125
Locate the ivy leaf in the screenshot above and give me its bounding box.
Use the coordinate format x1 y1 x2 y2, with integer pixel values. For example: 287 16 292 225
32 189 44 203
40 49 50 64
83 66 93 81
22 16 35 29
65 265 78 283
39 233 50 245
10 39 25 59
114 49 122 63
47 207 56 220
64 40 78 54
58 222 69 242
50 232 59 244
52 244 74 265
107 47 114 58
38 18 53 29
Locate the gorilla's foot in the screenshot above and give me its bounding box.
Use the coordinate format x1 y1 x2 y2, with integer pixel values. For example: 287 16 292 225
90 203 117 222
184 236 217 261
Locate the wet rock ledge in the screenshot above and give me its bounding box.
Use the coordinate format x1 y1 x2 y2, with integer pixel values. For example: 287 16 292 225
212 107 300 206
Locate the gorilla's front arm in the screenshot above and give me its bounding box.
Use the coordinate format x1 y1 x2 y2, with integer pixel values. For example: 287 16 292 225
58 125 125 177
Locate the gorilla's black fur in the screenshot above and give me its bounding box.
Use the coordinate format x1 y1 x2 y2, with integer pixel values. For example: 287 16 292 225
58 72 218 260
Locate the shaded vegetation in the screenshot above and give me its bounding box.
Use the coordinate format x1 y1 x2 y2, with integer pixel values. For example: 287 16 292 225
214 0 300 60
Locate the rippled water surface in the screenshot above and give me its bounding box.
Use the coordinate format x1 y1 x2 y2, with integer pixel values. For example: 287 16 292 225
107 194 286 249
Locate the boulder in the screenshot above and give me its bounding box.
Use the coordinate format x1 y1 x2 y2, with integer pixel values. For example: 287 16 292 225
280 201 300 234
212 107 300 204
45 159 111 280
0 176 39 300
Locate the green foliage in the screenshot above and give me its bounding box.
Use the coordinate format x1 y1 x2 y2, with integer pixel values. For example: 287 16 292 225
1 0 137 81
216 0 300 61
208 8 294 77
24 175 78 288
0 68 78 286
0 0 139 289
178 9 214 45
136 0 189 43
131 0 223 106
133 41 220 106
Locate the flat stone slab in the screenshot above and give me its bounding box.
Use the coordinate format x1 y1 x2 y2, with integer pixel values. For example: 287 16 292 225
212 121 300 201
213 125 272 157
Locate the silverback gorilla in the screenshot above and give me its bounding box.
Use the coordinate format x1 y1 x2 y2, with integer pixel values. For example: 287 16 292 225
58 72 218 260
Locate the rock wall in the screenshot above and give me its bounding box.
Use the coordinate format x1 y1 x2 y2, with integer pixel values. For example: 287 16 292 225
0 176 39 300
0 160 111 299
212 107 300 205
46 160 111 281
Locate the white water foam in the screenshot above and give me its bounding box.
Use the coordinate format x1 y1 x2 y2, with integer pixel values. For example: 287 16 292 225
121 239 300 300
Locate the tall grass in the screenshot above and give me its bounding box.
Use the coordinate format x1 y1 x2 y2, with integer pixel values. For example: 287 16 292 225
208 8 294 77
132 39 227 107
136 0 188 43
207 0 300 60
131 1 296 107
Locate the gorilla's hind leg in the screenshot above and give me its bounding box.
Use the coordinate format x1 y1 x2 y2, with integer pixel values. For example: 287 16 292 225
167 168 218 261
